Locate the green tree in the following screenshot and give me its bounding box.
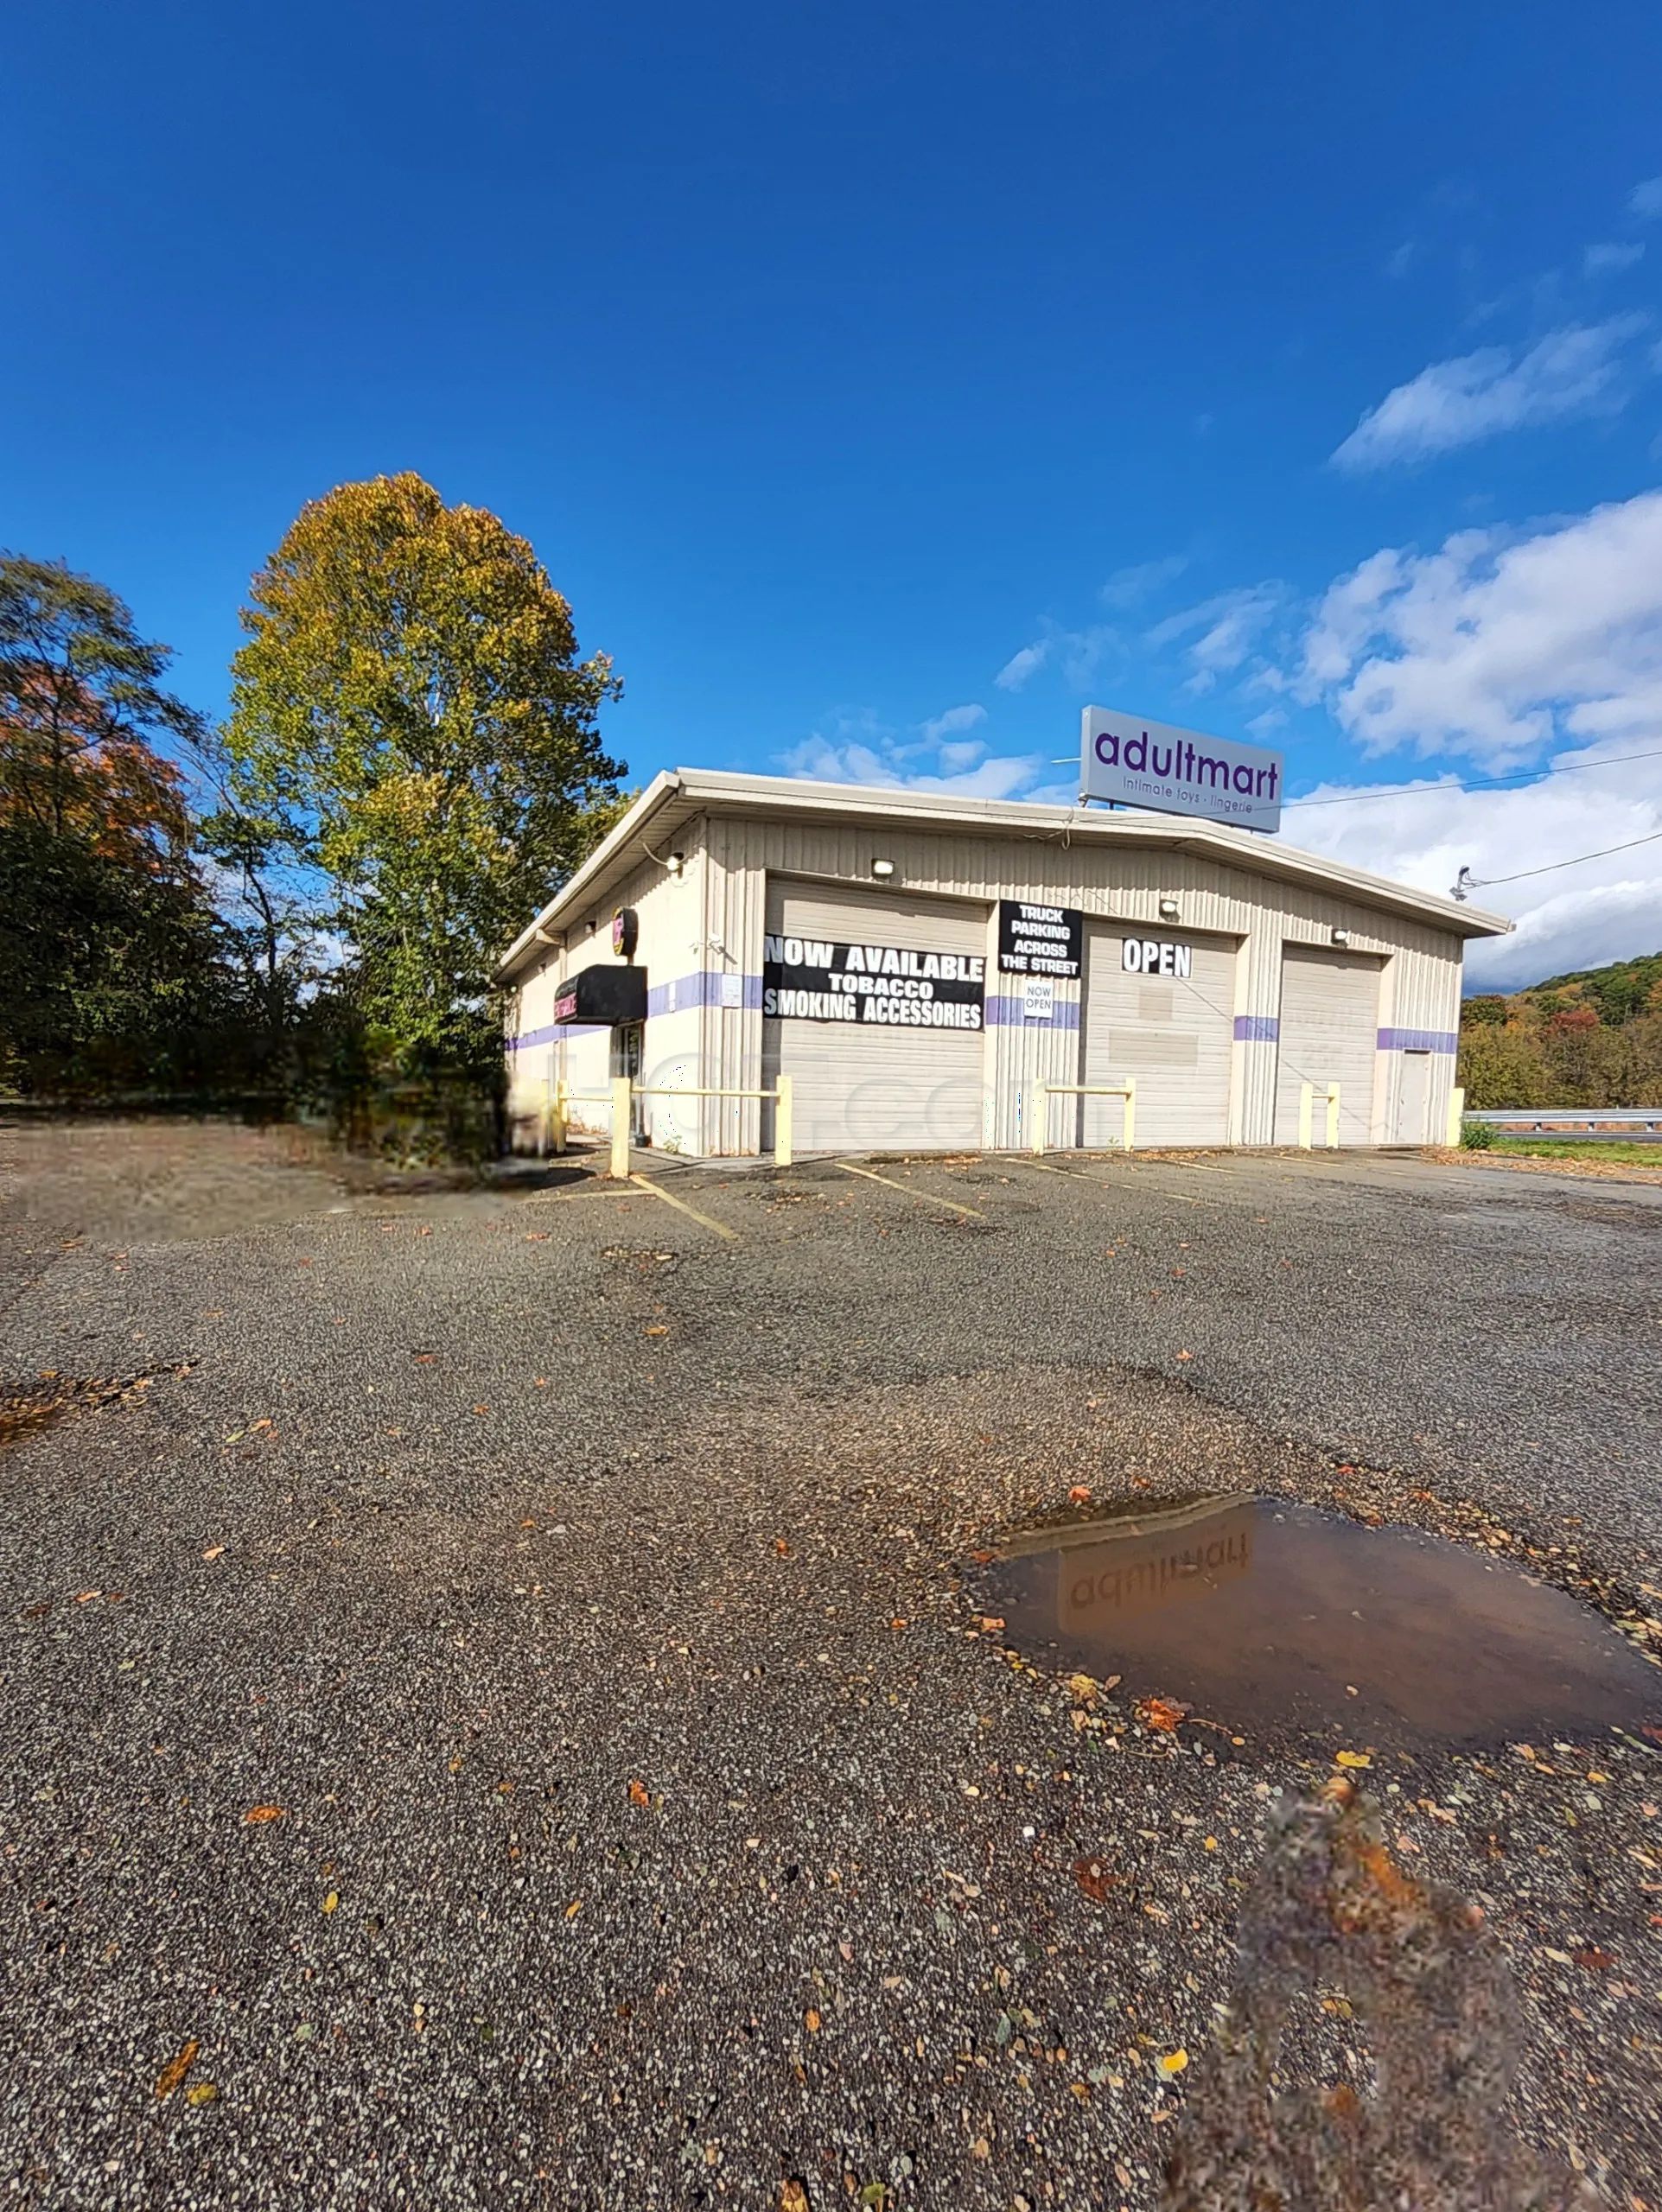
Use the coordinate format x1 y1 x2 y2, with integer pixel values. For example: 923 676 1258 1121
0 554 230 1095
220 474 625 1071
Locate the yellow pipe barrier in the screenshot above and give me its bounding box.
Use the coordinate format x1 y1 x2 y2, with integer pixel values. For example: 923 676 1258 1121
1446 1083 1465 1148
1325 1082 1341 1150
1028 1078 1137 1154
610 1075 633 1179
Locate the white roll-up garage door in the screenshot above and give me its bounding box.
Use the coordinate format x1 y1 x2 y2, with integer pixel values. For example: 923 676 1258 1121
761 881 990 1153
1274 946 1383 1145
1079 926 1237 1147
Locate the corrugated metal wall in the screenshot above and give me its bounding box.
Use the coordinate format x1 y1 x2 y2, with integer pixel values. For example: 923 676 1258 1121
511 808 1468 1153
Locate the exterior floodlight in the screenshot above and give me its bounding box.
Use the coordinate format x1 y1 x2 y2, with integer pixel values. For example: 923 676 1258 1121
1331 928 1349 946
871 858 896 879
1158 897 1180 919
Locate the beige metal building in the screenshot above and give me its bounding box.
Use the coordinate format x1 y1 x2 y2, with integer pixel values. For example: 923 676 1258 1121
495 768 1510 1157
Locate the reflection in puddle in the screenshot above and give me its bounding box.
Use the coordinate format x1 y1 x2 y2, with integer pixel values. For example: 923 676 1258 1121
986 1494 1661 1745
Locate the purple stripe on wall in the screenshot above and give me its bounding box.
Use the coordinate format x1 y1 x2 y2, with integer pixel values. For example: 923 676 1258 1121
506 1021 608 1052
1379 1027 1458 1054
985 994 1081 1029
1233 1014 1280 1042
646 969 763 1017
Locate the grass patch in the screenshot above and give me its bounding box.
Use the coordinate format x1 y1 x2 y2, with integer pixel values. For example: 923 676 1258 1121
1488 1137 1662 1164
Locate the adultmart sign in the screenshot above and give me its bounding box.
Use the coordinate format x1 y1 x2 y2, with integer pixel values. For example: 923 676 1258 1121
762 935 985 1030
1081 706 1283 833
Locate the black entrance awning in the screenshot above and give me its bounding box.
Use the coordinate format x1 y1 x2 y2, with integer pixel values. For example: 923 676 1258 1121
551 964 647 1025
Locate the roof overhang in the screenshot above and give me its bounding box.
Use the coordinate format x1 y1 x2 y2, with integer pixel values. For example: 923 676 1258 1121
494 767 1512 982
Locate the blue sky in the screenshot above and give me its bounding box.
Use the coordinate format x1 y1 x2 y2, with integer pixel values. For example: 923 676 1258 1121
5 1 1662 985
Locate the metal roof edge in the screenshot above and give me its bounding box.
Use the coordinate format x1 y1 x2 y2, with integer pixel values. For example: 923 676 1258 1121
666 767 1512 939
493 769 684 979
494 765 1512 979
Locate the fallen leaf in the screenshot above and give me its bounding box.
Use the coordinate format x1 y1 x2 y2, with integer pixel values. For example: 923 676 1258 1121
525 1231 549 1242
471 1404 489 1415
977 1615 1005 1633
890 1618 907 1630
412 1351 436 1363
75 1589 102 1603
1137 1696 1189 1734
805 2008 821 2033
627 1779 651 1807
780 2183 811 2212
1073 1856 1122 1903
644 1325 669 1338
774 1537 791 1556
23 1599 52 1617
1067 1484 1092 1504
201 1546 225 1561
1175 1351 1194 1362
155 2038 200 2100
1159 2048 1189 2075
322 1891 339 1915
1573 1946 1616 1969
1066 1672 1098 1704
564 1898 583 1919
243 1805 286 1825
185 2081 219 2107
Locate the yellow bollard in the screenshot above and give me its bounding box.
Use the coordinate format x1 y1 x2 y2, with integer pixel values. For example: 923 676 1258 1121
1446 1083 1465 1149
610 1075 632 1179
551 1078 569 1156
1030 1084 1048 1154
1120 1077 1137 1153
1297 1082 1313 1150
774 1073 793 1168
1325 1082 1341 1150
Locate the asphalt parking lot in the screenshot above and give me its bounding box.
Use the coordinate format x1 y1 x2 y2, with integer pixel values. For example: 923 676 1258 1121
3 1119 1660 2210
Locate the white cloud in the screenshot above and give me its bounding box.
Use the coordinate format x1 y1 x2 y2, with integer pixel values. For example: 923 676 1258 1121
1331 317 1648 470
994 620 1118 693
779 709 1054 804
917 702 986 745
1099 555 1187 610
1630 176 1662 222
1295 488 1662 764
994 641 1050 691
1147 585 1283 692
1584 240 1645 277
1283 751 1662 988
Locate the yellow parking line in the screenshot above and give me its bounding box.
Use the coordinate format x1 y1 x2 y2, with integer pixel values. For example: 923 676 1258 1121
835 1160 984 1217
523 1180 633 1205
627 1173 739 1241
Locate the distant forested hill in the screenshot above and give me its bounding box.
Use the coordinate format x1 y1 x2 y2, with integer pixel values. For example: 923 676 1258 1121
1460 950 1662 1108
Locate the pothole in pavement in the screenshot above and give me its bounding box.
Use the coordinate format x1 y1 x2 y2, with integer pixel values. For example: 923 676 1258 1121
977 1491 1662 1749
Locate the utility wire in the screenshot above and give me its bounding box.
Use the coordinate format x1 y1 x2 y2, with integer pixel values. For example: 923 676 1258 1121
1284 743 1662 808
1455 827 1662 898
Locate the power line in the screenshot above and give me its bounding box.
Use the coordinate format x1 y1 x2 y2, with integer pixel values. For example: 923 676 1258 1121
1284 744 1662 809
1452 827 1662 900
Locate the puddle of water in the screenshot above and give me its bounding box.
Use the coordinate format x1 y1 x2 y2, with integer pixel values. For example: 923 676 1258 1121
984 1492 1661 1745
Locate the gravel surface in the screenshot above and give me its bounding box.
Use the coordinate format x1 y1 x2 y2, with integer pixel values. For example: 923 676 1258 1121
2 1120 1660 2209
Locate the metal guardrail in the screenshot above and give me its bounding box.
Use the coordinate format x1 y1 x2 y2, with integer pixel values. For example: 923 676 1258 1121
1464 1107 1662 1131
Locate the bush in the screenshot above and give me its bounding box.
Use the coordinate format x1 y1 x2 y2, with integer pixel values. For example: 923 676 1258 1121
1459 1118 1495 1149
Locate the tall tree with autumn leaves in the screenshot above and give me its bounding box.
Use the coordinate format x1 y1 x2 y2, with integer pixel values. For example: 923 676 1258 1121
220 474 627 1081
0 555 231 1093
